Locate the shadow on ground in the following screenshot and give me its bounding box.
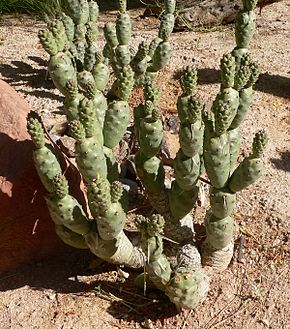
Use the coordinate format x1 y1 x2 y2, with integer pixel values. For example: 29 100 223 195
0 56 64 101
0 247 178 322
270 150 290 172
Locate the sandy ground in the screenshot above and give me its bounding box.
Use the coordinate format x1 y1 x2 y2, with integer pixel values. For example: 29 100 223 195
0 1 289 328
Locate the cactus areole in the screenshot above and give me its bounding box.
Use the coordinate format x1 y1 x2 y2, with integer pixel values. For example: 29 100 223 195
29 0 267 310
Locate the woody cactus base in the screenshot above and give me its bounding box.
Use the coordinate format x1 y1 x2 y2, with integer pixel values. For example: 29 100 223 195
27 0 267 310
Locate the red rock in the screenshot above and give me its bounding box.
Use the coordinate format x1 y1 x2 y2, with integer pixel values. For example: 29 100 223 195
0 80 68 273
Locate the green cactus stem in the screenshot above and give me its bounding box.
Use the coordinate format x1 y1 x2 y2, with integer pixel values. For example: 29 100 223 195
209 187 236 219
88 0 99 22
55 225 89 249
92 52 110 92
203 112 231 189
235 0 257 49
174 150 200 191
230 62 259 129
27 112 62 193
164 0 176 14
177 67 198 123
70 120 107 182
179 97 203 157
137 214 209 310
103 100 130 149
169 180 199 220
88 176 126 240
228 130 267 192
45 174 91 235
138 101 163 158
116 12 131 46
64 79 82 121
48 52 77 97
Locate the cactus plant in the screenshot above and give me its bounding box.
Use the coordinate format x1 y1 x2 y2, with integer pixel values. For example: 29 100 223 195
28 0 267 310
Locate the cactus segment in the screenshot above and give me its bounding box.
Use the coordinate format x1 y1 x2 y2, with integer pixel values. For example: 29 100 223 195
165 267 209 310
136 215 172 290
48 52 77 97
45 174 91 235
135 151 165 194
138 102 163 158
103 100 130 149
38 29 58 56
70 120 107 182
55 225 89 249
220 53 236 88
158 14 175 41
79 98 103 144
209 187 236 219
116 66 135 101
169 180 199 220
92 52 110 91
104 22 118 49
234 53 251 91
66 0 90 25
27 112 62 193
228 130 267 192
88 176 126 240
116 13 132 45
110 181 124 203
228 128 241 174
88 0 99 22
164 0 176 14
84 44 97 72
64 79 81 121
213 99 236 136
174 150 200 191
235 8 256 49
180 66 198 96
60 13 75 42
203 116 230 188
151 41 171 72
204 213 234 250
148 37 163 59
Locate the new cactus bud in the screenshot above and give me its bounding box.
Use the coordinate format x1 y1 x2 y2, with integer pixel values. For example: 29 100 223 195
118 0 127 13
50 20 68 53
144 79 161 105
79 98 103 143
228 130 267 192
234 53 251 91
110 181 124 203
213 100 235 136
180 66 198 96
242 0 258 11
148 37 163 59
